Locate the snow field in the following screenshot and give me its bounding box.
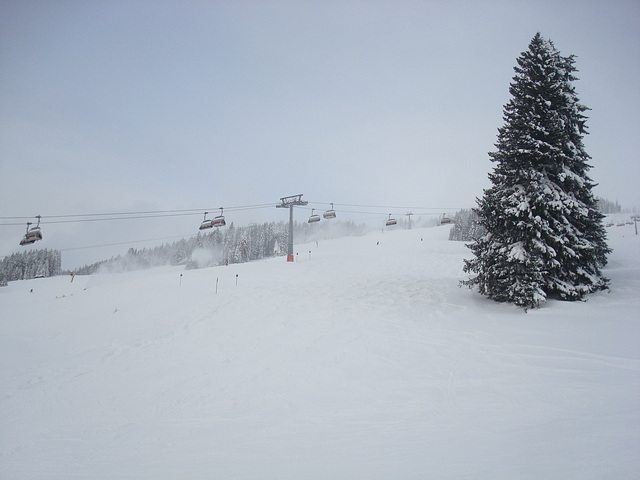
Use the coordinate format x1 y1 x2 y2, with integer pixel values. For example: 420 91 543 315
1 223 639 479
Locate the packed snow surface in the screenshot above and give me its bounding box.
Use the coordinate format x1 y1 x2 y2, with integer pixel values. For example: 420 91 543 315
1 224 639 479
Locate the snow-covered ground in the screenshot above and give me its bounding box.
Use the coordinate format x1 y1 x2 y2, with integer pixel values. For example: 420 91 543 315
1 222 638 479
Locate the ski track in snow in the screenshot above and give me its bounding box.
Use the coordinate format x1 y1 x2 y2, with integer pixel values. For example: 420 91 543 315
1 223 639 479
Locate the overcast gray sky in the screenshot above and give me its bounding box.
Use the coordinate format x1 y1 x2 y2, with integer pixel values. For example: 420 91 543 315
1 0 639 268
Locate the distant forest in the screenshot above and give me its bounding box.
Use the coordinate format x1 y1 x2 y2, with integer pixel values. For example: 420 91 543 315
1 220 369 283
596 197 622 214
448 209 487 242
72 220 368 275
0 249 62 284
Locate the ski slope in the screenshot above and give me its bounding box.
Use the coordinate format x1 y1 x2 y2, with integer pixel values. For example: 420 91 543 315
1 223 639 479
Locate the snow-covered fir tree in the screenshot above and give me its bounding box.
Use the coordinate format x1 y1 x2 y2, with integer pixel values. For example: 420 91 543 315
463 33 610 309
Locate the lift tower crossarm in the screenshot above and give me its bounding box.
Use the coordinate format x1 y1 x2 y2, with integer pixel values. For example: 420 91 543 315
276 194 308 262
276 194 308 208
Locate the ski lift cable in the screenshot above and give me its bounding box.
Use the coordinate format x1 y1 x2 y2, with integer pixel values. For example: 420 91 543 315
0 201 464 227
0 203 274 220
1 212 201 226
59 233 197 251
1 201 465 222
301 205 448 217
304 202 469 217
0 209 203 222
306 201 468 211
0 208 201 220
0 203 276 226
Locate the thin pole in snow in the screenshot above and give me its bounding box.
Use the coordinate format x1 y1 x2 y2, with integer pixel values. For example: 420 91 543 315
216 277 218 294
235 274 238 286
179 274 182 286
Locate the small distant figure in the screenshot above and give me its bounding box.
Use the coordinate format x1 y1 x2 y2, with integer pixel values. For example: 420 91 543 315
70 271 75 283
30 288 33 293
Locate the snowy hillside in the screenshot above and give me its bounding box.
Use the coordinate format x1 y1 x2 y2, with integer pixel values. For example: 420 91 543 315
1 223 639 479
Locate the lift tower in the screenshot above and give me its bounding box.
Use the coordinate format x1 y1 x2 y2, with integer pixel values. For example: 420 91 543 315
276 194 308 262
406 212 413 230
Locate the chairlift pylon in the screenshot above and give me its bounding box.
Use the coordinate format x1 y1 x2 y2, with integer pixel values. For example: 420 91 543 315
20 215 43 246
323 203 336 219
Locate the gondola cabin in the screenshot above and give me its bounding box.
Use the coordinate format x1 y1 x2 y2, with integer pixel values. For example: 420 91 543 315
308 209 321 223
385 214 397 227
323 203 336 219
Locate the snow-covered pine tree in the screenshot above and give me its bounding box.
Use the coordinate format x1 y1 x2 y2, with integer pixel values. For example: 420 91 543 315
463 33 610 309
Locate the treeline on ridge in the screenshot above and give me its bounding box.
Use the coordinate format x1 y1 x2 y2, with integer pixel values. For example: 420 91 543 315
0 249 62 284
73 220 368 275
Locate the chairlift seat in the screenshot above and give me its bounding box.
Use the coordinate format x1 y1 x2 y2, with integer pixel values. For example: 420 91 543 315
385 218 397 226
323 210 336 219
199 220 214 230
308 208 321 223
19 218 42 246
20 228 42 245
212 216 226 227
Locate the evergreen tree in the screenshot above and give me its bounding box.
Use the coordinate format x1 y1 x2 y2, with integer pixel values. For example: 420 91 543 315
463 33 610 309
